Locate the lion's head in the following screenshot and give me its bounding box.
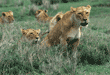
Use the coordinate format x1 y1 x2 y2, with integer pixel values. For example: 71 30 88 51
1 11 15 23
34 9 49 22
70 5 91 27
21 29 41 43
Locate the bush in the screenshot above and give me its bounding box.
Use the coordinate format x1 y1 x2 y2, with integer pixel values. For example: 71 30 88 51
77 35 110 65
30 0 42 5
42 0 51 9
28 4 39 15
0 0 24 7
30 0 84 6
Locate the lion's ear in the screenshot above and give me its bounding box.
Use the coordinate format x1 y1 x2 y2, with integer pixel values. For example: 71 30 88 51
2 12 6 16
70 7 76 12
45 10 48 12
21 29 26 34
38 10 41 13
87 5 91 10
56 15 61 22
36 29 41 33
9 11 13 15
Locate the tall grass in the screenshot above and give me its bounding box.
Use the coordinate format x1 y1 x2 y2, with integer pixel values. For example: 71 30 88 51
0 0 110 74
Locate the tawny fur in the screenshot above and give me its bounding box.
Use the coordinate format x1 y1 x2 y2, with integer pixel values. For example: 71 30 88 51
34 9 53 23
49 12 64 31
41 5 91 50
0 11 14 24
20 29 41 44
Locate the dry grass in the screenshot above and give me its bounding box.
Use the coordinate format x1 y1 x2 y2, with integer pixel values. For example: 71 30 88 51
42 0 51 9
51 3 59 10
0 0 110 74
0 20 78 74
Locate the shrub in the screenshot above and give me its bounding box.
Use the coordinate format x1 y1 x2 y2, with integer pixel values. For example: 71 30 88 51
0 0 24 7
51 3 59 10
42 0 51 9
28 4 39 15
30 0 84 5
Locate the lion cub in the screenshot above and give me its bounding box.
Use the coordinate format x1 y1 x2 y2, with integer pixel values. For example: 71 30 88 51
0 11 15 24
20 29 41 44
34 9 53 23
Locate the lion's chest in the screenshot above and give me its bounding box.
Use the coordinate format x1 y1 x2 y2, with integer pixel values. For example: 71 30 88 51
67 27 81 39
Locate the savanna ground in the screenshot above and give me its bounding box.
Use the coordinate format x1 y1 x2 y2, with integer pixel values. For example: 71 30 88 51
0 0 110 75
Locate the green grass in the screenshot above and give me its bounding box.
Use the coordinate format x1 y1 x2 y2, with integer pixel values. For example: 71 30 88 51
0 0 110 75
76 62 110 75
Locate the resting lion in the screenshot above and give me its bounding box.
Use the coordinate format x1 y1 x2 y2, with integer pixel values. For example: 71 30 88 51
0 11 14 24
34 9 53 23
41 5 91 50
34 10 64 35
20 29 41 44
34 9 64 24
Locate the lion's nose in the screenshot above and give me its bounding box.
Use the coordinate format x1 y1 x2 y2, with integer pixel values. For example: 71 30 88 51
83 19 87 21
36 37 38 39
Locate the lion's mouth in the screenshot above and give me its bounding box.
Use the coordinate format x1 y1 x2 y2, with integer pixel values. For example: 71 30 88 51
80 22 88 26
34 38 40 43
32 40 38 44
35 41 38 43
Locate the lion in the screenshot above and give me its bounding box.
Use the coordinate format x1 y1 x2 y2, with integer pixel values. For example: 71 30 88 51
0 11 14 24
49 12 64 31
41 5 91 51
34 9 53 23
20 29 41 44
34 9 64 24
49 12 83 35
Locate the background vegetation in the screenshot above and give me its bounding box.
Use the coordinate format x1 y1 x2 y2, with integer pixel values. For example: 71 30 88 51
0 0 110 75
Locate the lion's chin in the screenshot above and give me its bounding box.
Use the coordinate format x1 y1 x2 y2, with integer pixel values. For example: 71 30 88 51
34 39 40 43
35 41 38 43
32 40 38 44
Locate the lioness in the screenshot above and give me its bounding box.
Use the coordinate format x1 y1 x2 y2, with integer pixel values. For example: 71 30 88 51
20 29 41 44
34 9 53 23
50 12 83 35
41 5 91 50
0 11 14 24
49 12 63 31
34 9 63 24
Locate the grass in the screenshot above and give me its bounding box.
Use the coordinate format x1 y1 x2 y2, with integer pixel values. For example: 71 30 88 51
0 0 110 75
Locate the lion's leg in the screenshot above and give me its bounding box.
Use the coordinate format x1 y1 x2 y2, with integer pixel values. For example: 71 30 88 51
59 37 68 57
67 38 79 52
60 38 67 46
67 38 79 74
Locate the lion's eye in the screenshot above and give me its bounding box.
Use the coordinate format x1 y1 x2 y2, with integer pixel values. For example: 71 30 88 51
86 12 88 14
38 11 41 13
78 13 81 14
